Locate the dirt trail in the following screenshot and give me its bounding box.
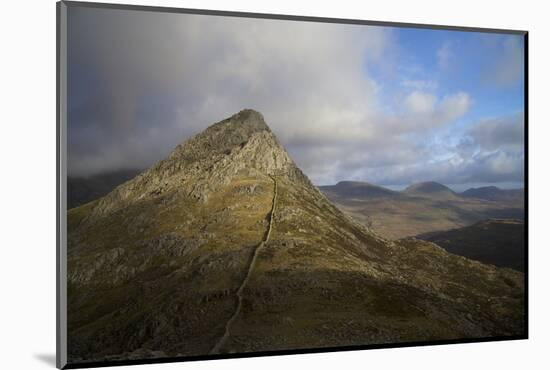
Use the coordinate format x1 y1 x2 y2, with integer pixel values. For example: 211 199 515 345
210 176 278 354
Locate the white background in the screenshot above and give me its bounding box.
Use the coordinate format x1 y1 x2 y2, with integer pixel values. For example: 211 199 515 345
1 0 548 369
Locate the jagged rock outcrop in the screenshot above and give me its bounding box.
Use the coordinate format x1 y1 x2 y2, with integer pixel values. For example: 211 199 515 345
89 110 310 217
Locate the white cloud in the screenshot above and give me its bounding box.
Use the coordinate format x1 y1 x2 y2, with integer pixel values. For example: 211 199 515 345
399 91 471 130
381 112 524 186
439 92 472 122
405 91 436 114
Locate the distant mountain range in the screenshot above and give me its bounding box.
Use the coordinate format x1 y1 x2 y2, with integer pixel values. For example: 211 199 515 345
67 110 524 364
320 181 524 239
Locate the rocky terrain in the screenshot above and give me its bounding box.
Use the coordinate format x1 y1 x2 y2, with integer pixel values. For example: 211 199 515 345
417 219 525 272
321 181 524 239
67 109 525 365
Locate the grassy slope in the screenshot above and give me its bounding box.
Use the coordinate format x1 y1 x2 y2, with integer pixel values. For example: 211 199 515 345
67 174 524 361
67 176 274 359
216 177 524 353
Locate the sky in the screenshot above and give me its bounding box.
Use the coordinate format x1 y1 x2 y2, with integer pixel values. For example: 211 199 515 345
67 6 525 190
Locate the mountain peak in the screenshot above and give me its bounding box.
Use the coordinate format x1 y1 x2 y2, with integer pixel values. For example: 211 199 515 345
332 180 395 193
320 180 398 200
91 110 311 216
170 109 271 161
335 180 370 186
206 109 270 136
404 181 455 197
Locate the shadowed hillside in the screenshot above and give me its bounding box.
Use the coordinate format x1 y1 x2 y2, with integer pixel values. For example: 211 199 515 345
417 219 525 272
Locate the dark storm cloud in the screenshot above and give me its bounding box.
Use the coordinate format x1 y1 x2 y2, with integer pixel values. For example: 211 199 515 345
67 6 392 178
67 7 196 174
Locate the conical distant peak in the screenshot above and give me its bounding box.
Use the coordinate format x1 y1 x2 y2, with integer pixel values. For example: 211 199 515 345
405 181 453 193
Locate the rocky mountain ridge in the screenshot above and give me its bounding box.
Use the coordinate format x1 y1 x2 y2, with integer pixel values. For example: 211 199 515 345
89 109 311 218
67 109 524 364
